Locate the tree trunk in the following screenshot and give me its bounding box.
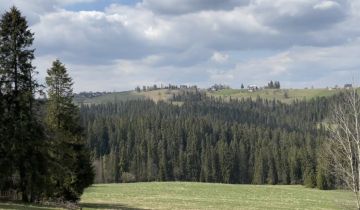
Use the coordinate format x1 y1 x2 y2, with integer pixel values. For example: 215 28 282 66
20 163 28 202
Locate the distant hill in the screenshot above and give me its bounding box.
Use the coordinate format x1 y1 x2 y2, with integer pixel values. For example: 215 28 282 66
74 89 184 105
74 91 145 105
208 88 344 103
74 87 353 105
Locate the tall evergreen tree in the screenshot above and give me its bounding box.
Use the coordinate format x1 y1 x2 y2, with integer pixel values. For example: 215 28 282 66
46 59 94 201
0 6 47 202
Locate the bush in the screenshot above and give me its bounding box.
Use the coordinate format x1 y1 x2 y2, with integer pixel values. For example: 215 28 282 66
304 170 316 188
121 172 136 183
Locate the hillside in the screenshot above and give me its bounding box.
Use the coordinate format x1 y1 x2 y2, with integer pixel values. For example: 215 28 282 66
0 182 355 209
81 95 333 187
74 91 145 105
208 88 343 103
74 88 346 105
74 89 184 105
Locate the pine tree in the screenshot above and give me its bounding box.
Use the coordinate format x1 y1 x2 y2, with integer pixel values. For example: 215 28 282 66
0 6 47 202
275 81 281 89
46 59 94 201
268 81 274 89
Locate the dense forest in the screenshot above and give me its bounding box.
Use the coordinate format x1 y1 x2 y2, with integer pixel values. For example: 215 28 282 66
81 91 338 189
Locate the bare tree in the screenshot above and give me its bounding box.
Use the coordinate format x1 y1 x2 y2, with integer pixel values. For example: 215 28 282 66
327 86 360 209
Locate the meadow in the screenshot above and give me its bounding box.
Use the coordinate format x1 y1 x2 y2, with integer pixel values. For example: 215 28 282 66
74 88 346 105
207 88 343 103
0 182 356 209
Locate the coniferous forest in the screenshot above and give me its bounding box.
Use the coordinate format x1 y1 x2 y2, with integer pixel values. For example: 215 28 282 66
81 92 338 189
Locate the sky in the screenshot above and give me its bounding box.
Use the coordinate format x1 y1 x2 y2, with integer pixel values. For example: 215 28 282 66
1 0 360 92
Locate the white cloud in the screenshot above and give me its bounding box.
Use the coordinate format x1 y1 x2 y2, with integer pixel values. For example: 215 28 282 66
3 0 359 91
0 0 98 24
207 38 360 88
313 1 340 10
211 52 229 63
30 4 278 65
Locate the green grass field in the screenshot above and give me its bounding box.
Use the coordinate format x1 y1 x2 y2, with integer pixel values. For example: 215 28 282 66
208 88 343 103
75 91 145 105
74 88 349 105
1 182 355 209
74 89 178 105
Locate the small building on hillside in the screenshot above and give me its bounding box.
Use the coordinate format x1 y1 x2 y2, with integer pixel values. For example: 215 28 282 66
248 85 259 92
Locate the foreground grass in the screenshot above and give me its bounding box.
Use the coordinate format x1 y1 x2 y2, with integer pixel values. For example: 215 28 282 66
0 202 61 210
0 182 356 209
80 182 355 210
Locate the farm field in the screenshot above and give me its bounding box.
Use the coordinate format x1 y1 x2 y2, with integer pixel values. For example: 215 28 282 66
1 182 354 210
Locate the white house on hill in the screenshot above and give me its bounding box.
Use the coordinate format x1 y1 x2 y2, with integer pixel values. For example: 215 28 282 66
248 85 259 92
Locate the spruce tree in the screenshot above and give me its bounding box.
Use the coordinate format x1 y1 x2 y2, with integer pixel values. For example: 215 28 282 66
0 6 47 202
46 59 94 201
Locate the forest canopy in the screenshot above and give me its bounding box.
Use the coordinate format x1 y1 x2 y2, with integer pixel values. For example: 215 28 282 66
81 92 338 189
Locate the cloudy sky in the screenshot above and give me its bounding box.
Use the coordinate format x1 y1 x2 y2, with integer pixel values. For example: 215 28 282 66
1 0 360 92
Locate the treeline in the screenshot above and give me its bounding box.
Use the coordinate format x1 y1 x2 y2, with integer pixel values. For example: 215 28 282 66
135 84 198 92
266 81 281 89
0 7 93 202
171 90 206 101
208 84 231 91
75 91 112 99
80 94 336 189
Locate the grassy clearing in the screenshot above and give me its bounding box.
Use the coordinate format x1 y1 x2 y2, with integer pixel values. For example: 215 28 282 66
208 88 342 103
76 91 145 105
138 89 179 102
79 182 355 210
0 182 355 209
75 90 176 105
76 88 345 105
